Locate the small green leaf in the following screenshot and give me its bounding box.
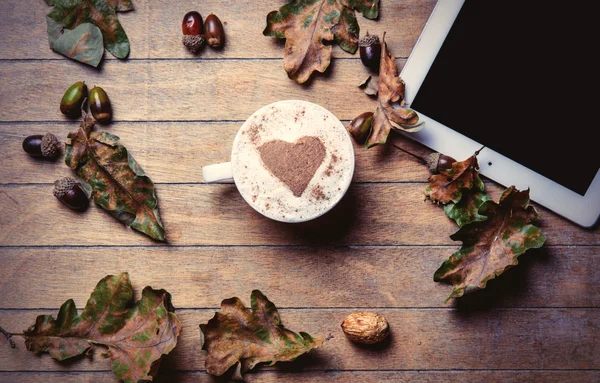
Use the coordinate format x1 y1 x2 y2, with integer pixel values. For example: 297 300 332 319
50 23 104 67
444 190 491 227
46 0 131 60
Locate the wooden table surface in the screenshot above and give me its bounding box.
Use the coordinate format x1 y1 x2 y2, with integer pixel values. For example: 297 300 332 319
1 1 599 382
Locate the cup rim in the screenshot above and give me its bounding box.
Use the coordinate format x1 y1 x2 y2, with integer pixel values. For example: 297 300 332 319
231 99 355 223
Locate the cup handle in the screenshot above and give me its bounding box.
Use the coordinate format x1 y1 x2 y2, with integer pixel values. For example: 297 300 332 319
202 162 234 183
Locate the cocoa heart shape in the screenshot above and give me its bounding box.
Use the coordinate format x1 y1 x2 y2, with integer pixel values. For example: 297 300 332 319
258 136 326 197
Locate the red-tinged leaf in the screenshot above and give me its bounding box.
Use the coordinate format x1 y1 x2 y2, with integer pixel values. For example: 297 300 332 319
200 290 324 378
23 273 182 383
434 187 546 301
64 115 165 241
424 153 484 205
264 0 379 83
366 34 421 148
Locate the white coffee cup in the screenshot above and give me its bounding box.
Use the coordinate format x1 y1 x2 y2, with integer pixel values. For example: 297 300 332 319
202 100 355 223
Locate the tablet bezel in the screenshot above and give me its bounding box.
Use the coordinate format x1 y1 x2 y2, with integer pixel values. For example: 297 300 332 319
399 0 600 228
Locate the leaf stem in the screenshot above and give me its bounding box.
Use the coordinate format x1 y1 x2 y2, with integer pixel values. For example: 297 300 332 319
390 143 427 165
0 326 17 348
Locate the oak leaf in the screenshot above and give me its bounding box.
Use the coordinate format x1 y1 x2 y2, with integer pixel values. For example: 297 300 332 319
424 152 484 205
65 115 166 241
45 0 131 62
200 290 324 379
23 273 182 383
366 33 422 148
264 0 379 83
434 187 546 301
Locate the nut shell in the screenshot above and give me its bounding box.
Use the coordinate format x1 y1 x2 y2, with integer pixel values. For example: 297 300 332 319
41 132 60 158
182 34 205 53
53 177 78 198
427 152 457 173
341 311 389 344
53 177 89 210
205 13 225 48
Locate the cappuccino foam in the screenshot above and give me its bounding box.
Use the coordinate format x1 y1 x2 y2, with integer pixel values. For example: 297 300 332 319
231 100 354 222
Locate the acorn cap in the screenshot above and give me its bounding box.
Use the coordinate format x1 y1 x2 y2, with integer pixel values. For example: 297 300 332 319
53 177 77 198
359 33 380 47
427 152 441 173
41 132 60 158
182 34 205 53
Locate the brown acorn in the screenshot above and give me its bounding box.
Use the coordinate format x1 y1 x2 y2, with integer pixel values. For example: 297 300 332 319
205 13 225 48
359 33 381 71
347 112 373 145
89 86 112 124
22 133 60 158
427 152 457 173
182 11 205 53
341 312 389 345
53 177 89 210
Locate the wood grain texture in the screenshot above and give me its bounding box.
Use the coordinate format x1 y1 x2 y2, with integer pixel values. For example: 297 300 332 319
1 247 597 310
0 60 388 122
0 184 596 246
2 371 599 383
1 309 598 371
0 0 436 60
0 123 432 184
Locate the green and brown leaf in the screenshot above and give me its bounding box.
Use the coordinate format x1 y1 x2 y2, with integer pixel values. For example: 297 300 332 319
45 0 131 60
434 187 546 301
200 290 324 379
23 273 182 383
366 34 421 148
424 152 483 205
49 22 104 67
65 115 166 241
264 0 379 83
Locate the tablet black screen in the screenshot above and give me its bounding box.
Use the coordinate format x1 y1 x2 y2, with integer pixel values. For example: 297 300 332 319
410 1 599 196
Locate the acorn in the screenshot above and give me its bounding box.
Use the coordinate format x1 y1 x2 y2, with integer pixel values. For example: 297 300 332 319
341 312 389 345
347 112 373 144
359 33 381 71
205 13 225 48
89 86 112 124
53 177 89 210
22 133 60 158
427 152 457 173
182 11 205 53
60 81 88 117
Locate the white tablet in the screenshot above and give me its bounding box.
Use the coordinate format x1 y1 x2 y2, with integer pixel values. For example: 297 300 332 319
400 0 600 228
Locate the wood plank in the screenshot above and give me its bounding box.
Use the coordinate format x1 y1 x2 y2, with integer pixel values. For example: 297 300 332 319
0 60 390 122
0 184 597 246
1 309 598 371
1 371 598 383
0 247 597 310
0 0 436 60
0 123 432 184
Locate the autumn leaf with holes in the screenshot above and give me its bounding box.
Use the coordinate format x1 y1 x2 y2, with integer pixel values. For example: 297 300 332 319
264 0 379 83
200 290 324 379
22 273 181 383
45 0 131 66
65 114 166 241
434 187 546 301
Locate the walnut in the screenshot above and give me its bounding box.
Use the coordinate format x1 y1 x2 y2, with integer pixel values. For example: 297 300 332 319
341 311 389 344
